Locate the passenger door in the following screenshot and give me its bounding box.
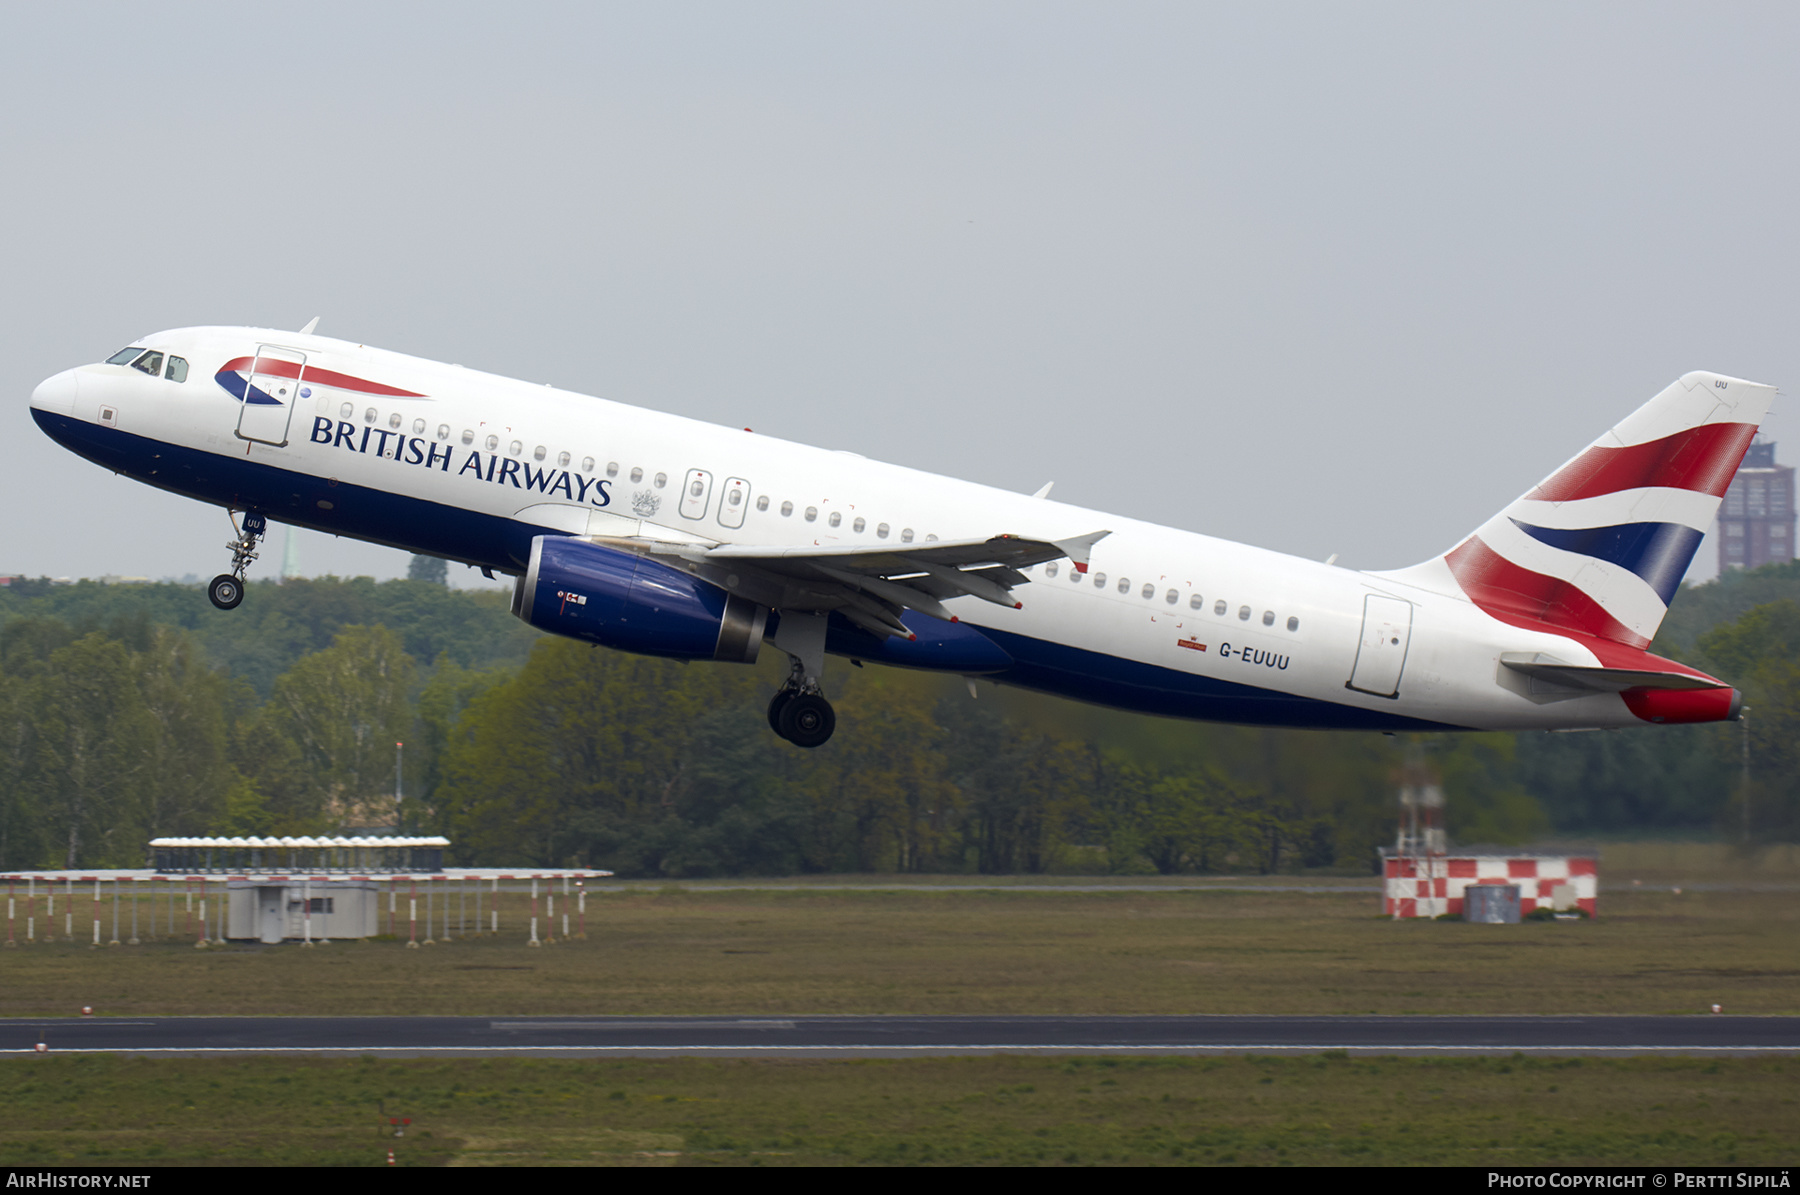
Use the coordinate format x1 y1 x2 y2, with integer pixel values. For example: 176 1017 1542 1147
1347 594 1413 698
235 345 306 446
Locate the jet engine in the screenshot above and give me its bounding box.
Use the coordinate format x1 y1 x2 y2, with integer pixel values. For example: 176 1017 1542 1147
511 535 767 663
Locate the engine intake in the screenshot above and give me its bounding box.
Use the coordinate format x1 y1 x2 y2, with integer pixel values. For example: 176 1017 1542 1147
512 536 767 663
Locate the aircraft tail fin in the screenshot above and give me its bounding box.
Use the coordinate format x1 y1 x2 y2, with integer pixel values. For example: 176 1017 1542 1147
1400 371 1775 650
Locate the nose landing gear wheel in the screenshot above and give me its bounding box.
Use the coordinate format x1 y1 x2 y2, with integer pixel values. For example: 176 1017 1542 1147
777 692 836 748
208 574 244 610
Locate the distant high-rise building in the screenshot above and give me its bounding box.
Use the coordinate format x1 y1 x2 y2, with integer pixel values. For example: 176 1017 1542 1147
281 525 301 581
1717 437 1796 572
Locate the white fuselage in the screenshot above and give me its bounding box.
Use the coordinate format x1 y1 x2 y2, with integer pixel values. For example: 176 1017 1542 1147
29 326 1679 733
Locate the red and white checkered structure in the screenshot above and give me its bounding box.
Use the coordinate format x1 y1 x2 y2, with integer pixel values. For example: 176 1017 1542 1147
1383 853 1597 918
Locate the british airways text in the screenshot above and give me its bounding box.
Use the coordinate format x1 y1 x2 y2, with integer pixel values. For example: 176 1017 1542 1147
310 417 613 506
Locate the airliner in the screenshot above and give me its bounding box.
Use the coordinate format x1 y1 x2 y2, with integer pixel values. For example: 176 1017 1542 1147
29 323 1769 747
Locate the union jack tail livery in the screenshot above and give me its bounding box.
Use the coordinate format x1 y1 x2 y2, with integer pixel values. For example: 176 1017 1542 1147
1433 371 1774 654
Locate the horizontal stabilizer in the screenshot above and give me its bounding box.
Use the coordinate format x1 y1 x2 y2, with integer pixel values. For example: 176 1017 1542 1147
1498 652 1723 693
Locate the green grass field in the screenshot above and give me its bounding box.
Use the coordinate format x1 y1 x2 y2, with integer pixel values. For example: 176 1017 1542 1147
2 887 1795 1017
0 1053 1792 1167
4 884 1796 1166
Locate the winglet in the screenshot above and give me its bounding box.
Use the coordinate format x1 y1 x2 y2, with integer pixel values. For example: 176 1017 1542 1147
299 316 321 335
1031 481 1054 499
1054 530 1111 574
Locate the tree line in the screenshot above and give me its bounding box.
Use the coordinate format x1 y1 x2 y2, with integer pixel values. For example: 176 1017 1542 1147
0 564 1795 874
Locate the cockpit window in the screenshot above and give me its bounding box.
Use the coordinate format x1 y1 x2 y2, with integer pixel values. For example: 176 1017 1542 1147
165 356 188 383
106 347 145 366
130 351 164 377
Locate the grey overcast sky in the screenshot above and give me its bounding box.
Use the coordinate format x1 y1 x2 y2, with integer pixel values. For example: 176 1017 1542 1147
3 3 1796 588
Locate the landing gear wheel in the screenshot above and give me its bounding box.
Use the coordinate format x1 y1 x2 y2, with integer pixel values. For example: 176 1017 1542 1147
777 692 836 748
208 574 244 610
767 690 797 737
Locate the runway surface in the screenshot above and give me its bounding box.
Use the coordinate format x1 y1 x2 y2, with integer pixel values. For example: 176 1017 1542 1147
5 1015 1797 1057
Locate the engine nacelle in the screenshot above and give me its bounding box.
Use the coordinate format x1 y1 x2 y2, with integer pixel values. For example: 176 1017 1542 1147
512 536 767 663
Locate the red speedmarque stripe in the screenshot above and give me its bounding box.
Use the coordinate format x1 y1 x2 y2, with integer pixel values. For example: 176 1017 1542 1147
1527 422 1756 502
220 356 426 399
1445 536 1650 649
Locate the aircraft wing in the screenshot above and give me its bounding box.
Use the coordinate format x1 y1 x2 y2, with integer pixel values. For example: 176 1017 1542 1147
587 530 1110 640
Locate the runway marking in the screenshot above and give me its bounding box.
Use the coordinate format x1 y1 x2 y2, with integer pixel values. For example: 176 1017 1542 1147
488 1020 798 1030
11 1044 1800 1055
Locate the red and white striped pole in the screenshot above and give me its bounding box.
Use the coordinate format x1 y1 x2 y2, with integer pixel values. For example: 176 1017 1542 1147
196 878 208 949
529 878 540 947
407 877 418 948
6 877 15 948
91 879 100 948
577 881 585 941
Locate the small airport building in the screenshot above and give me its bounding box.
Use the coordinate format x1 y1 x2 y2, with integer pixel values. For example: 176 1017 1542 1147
4 835 611 946
1382 848 1598 920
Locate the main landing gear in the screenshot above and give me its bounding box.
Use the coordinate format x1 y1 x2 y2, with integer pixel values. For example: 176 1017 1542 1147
208 511 265 611
765 609 836 748
767 685 835 749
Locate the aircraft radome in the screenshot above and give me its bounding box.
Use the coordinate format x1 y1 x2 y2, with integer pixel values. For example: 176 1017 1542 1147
30 324 1769 747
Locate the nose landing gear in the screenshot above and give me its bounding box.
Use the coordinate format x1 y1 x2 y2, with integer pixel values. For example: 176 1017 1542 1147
208 511 266 611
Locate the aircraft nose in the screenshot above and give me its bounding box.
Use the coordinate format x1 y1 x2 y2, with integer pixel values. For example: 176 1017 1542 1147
31 368 79 416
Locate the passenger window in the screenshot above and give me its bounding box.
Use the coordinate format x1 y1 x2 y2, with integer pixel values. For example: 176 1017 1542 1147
558 451 571 467
828 512 841 528
1287 616 1300 632
1189 594 1203 610
165 356 188 383
654 472 667 488
533 446 546 461
509 440 522 456
756 495 770 511
106 347 145 365
1164 588 1177 604
853 517 866 533
412 418 425 434
1093 572 1107 588
389 412 402 429
630 467 643 483
1117 577 1130 594
461 429 474 445
1238 605 1251 621
876 523 890 539
437 425 451 440
1214 600 1227 616
1045 562 1059 577
366 408 379 424
728 488 743 506
1263 610 1275 626
485 435 499 450
781 501 794 517
131 351 163 377
606 462 619 477
581 457 595 472
343 403 355 419
901 528 914 543
925 534 937 541
1143 584 1156 600
805 506 818 522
